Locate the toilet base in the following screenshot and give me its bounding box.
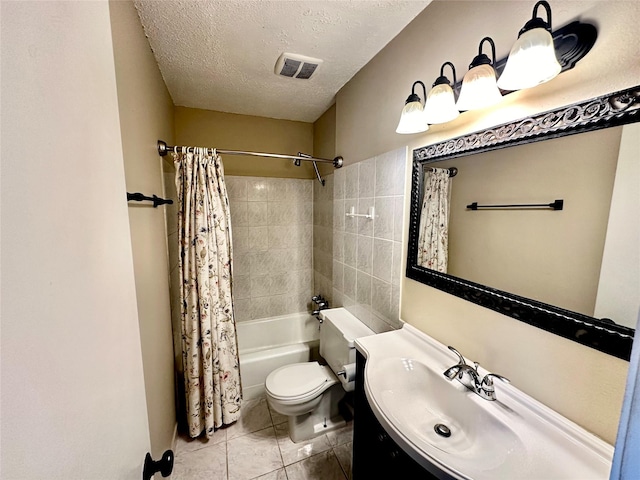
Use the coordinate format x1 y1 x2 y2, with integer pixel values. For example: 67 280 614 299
288 412 347 443
287 383 346 443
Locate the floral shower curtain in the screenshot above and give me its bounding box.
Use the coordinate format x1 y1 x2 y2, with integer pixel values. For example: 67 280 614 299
174 147 241 438
417 168 451 273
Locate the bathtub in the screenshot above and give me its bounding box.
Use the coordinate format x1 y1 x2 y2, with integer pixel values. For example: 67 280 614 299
237 312 320 400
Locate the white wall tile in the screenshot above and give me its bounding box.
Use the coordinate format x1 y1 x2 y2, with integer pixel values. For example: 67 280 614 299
372 238 393 282
332 260 344 292
334 168 345 200
333 199 345 232
333 230 344 263
249 226 268 251
234 275 251 300
343 265 356 299
356 236 372 274
248 202 267 226
226 176 248 201
343 233 357 268
328 147 406 331
247 178 268 202
392 241 403 287
356 270 372 306
229 201 248 227
357 198 374 237
374 150 398 197
233 226 250 253
373 196 394 240
371 277 391 320
344 164 358 200
394 196 405 242
358 158 375 198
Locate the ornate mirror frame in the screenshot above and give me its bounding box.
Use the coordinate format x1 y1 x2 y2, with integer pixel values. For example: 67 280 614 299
408 85 640 361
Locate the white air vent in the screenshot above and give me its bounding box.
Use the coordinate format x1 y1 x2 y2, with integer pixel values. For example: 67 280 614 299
274 52 323 79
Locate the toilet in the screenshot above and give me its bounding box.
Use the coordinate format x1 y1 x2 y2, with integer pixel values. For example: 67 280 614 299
265 308 375 443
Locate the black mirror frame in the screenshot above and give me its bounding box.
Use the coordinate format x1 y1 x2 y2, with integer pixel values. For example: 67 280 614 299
408 85 640 361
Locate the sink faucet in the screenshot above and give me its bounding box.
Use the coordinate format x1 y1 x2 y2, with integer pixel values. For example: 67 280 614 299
443 346 510 401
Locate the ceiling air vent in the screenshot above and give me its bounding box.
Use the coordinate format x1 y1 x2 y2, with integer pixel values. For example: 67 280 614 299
274 52 323 79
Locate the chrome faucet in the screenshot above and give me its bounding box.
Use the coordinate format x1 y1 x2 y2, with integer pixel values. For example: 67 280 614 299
311 295 329 324
443 346 510 401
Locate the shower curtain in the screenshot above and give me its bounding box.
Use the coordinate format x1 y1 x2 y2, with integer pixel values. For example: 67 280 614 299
174 147 241 438
417 168 451 273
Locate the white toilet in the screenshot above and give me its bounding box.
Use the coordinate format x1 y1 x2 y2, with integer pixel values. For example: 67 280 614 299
265 308 375 443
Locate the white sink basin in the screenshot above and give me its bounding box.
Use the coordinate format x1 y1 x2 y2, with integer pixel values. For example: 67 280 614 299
356 325 613 480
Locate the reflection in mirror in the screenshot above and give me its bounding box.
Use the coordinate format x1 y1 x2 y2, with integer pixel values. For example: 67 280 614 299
418 126 639 328
417 167 453 273
408 85 639 360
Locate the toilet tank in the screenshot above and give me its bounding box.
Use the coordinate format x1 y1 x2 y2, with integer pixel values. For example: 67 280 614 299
319 308 375 375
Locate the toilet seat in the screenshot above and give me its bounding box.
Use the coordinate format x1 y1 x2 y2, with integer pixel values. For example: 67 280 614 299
265 362 337 403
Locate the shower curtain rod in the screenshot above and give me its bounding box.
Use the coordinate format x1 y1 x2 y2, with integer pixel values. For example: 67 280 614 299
426 166 458 178
157 140 344 168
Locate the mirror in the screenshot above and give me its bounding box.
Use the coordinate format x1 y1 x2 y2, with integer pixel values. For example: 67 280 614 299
408 85 639 360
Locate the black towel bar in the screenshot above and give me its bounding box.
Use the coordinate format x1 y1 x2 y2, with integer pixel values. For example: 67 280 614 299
467 199 564 210
127 192 173 208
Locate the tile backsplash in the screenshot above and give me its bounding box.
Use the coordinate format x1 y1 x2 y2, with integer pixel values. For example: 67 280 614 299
226 176 314 322
332 147 407 332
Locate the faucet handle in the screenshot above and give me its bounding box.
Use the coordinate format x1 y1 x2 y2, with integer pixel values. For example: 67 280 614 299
447 346 467 366
480 373 510 400
482 373 510 385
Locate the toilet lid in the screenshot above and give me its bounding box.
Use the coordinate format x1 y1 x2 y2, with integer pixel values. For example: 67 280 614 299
265 362 329 399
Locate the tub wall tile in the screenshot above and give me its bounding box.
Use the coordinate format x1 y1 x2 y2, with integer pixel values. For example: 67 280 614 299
329 147 406 329
227 176 314 322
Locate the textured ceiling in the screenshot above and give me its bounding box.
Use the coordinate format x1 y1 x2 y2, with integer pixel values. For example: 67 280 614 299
134 0 431 122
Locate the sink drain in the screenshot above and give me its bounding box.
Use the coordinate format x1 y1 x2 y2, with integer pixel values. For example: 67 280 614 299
434 423 451 438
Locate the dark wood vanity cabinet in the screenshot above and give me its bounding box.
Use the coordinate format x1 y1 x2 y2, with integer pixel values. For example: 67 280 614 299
353 352 439 479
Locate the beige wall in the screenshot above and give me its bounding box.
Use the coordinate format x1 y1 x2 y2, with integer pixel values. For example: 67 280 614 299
1 1 151 478
337 0 640 165
436 127 620 317
109 0 176 457
175 107 314 179
313 104 337 176
334 0 640 444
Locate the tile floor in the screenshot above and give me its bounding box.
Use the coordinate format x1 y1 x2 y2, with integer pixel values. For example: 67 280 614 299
172 397 353 480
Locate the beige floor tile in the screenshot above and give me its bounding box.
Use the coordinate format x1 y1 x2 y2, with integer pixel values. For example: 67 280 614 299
171 442 227 479
325 422 353 447
333 442 352 480
274 422 332 466
226 397 273 440
250 468 288 480
175 428 227 454
227 426 284 480
285 451 347 480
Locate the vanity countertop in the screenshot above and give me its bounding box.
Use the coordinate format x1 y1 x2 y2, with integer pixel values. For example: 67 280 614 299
355 325 613 480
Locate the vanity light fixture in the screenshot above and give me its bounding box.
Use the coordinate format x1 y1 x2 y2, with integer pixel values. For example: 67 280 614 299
497 0 561 91
424 62 459 124
455 37 503 112
396 80 429 134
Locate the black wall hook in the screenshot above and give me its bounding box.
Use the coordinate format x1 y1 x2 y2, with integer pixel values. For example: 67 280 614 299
127 192 173 208
143 450 174 480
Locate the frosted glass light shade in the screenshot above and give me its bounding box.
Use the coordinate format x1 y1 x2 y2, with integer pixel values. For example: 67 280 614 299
456 64 503 111
497 28 561 91
424 84 459 124
396 101 429 134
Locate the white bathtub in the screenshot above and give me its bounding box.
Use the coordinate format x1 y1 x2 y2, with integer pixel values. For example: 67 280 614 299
237 312 320 400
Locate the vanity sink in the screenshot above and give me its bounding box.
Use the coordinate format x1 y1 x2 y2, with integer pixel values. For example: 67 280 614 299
370 357 524 473
356 325 613 480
